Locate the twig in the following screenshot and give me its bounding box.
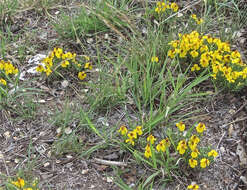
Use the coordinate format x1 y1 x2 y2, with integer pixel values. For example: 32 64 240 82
230 101 247 119
216 131 226 149
221 116 247 128
92 158 128 167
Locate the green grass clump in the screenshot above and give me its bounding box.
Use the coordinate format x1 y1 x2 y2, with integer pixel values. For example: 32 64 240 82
53 8 108 40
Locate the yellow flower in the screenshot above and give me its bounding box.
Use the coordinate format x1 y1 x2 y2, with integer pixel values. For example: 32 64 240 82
176 121 185 132
187 183 199 190
147 134 156 144
128 131 137 139
24 188 33 190
191 64 200 72
191 14 197 20
78 71 87 80
188 140 197 151
208 149 218 157
0 78 7 86
231 50 241 59
200 57 209 68
200 45 208 53
125 138 135 146
61 60 70 68
196 122 206 133
45 68 52 76
156 139 166 152
144 144 152 158
190 50 199 58
134 126 143 136
168 49 176 59
200 158 210 168
12 177 25 188
151 56 159 63
189 158 198 168
36 65 44 73
190 135 200 144
177 140 187 155
191 148 199 158
170 2 179 12
54 47 63 59
196 18 203 25
84 62 93 70
66 52 73 59
118 126 128 135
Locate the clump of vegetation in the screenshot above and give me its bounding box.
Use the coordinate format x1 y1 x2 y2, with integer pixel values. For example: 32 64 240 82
36 47 92 81
167 31 247 91
0 59 18 96
5 176 39 190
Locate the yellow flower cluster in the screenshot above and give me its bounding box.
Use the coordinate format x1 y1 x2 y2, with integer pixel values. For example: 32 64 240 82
11 177 38 190
176 122 218 169
168 31 247 90
155 1 179 14
118 125 143 146
0 60 19 86
191 14 203 25
145 134 170 158
36 48 92 80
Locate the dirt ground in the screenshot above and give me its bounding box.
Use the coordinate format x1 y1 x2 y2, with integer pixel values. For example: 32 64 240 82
1 1 247 190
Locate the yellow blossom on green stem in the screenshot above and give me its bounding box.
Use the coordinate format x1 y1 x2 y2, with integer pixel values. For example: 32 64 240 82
208 149 218 157
170 2 179 12
156 138 170 153
61 60 70 68
189 158 198 168
144 144 152 158
190 135 200 144
134 126 143 136
191 64 200 72
118 125 128 135
176 121 185 132
11 177 25 188
177 140 187 155
125 138 135 146
78 71 87 80
196 123 206 133
0 78 7 86
200 158 210 168
128 131 137 139
147 134 156 144
191 148 199 158
84 62 93 70
151 56 159 63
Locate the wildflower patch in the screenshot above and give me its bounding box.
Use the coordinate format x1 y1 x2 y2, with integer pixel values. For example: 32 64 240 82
36 47 92 81
167 31 247 91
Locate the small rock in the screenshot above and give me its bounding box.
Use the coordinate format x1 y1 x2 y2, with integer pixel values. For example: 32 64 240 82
56 127 62 134
4 131 11 138
240 176 247 184
87 38 93 44
106 176 114 183
177 12 183 17
220 146 225 153
64 127 72 135
81 169 89 175
44 162 50 167
61 80 69 88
